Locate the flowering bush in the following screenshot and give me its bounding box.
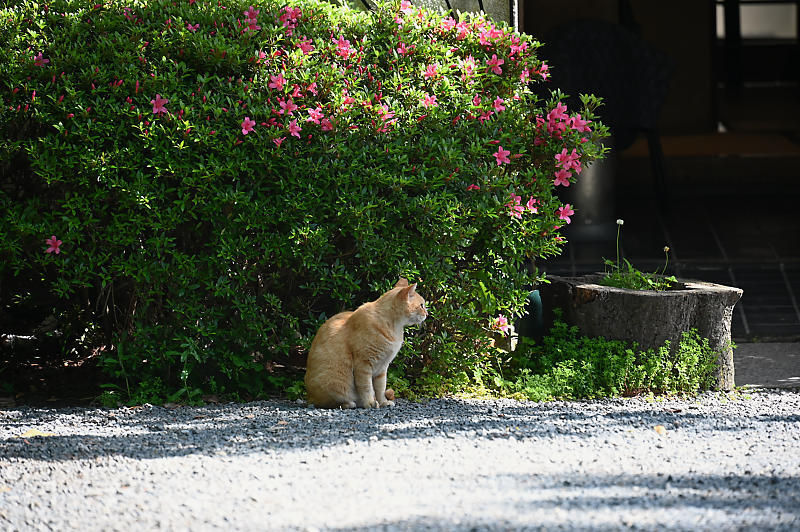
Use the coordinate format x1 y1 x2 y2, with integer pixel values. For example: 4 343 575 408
0 0 607 402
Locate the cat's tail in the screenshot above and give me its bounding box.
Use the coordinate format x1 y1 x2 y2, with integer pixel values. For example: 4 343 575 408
385 388 395 401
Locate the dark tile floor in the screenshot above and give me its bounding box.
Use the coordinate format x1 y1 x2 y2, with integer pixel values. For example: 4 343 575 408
541 193 800 341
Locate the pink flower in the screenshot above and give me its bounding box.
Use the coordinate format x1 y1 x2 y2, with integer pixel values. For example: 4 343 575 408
241 116 256 135
467 184 480 191
376 104 394 121
297 38 314 54
440 17 456 32
506 193 525 219
399 0 413 15
558 204 575 224
479 26 503 46
493 97 506 112
423 64 438 79
422 93 437 107
288 119 302 137
472 94 481 107
279 6 301 30
307 107 324 124
150 94 168 114
279 98 298 116
569 113 591 133
555 147 582 173
268 74 286 90
455 21 470 40
273 136 286 147
45 235 62 254
510 39 528 56
538 63 550 80
186 22 199 32
493 315 510 335
493 146 511 165
553 168 571 187
320 118 333 131
335 36 353 58
397 42 414 56
526 197 538 213
547 102 568 123
547 103 569 138
279 6 301 22
33 52 49 67
243 6 260 21
486 54 504 75
242 6 261 32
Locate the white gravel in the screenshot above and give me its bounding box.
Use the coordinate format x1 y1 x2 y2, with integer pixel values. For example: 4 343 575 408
1 389 799 531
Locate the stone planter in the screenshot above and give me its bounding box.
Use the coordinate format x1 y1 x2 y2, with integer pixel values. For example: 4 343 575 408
538 274 743 390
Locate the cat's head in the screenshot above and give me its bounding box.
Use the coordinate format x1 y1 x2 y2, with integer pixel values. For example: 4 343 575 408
394 278 427 325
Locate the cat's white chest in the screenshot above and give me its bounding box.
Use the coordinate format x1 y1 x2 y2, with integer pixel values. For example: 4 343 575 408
384 335 403 357
378 332 403 364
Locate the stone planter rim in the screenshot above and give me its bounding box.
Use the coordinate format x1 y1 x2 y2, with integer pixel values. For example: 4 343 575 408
546 273 743 302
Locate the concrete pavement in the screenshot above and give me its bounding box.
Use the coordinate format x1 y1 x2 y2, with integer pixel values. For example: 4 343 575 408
734 342 800 389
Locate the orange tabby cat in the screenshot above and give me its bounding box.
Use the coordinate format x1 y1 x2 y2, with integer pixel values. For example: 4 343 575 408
305 278 427 408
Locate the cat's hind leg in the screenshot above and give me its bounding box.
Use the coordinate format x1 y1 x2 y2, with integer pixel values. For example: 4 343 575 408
306 378 358 409
309 392 356 409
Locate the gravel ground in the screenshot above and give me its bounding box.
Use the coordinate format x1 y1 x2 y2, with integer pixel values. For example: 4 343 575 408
1 389 799 531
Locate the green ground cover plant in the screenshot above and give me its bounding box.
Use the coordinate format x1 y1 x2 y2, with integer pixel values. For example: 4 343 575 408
1 0 607 404
461 315 721 402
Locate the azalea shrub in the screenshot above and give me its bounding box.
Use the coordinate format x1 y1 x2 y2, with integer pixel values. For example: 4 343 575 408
0 0 607 403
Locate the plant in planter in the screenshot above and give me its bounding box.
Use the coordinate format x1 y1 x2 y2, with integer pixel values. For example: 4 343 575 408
538 219 743 391
599 219 676 291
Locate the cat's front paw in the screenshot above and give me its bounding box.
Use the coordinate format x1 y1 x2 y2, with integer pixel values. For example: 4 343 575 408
358 398 378 408
378 400 395 408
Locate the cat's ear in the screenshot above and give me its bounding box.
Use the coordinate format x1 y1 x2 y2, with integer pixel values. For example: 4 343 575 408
394 278 410 288
399 283 418 298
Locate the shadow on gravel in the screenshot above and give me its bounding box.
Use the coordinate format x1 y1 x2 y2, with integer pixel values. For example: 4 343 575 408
1 398 798 462
327 471 800 531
